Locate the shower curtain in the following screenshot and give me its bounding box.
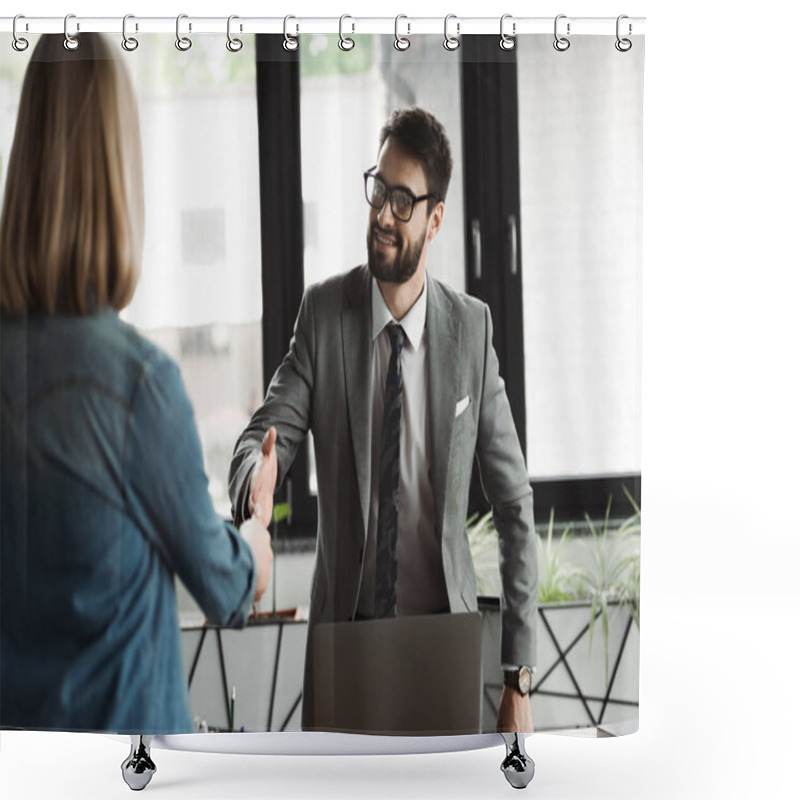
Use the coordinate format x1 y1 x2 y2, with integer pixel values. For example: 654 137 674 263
0 21 643 741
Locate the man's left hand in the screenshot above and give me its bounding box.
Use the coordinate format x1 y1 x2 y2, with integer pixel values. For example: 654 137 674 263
495 685 534 733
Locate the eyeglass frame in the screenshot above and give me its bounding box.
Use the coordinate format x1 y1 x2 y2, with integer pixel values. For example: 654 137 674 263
363 167 440 223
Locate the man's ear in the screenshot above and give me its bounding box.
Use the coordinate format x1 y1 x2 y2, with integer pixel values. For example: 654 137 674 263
427 201 445 242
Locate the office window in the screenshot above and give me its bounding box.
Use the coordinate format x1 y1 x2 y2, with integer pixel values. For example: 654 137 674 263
115 37 264 515
517 40 643 479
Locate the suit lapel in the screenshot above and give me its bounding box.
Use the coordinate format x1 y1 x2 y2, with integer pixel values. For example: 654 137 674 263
426 277 460 541
342 267 373 539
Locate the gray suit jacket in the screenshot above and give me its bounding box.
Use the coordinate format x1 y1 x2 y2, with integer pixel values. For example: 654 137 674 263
229 266 537 729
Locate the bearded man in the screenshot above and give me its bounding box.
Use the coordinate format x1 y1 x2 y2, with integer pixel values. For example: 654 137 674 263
229 108 537 734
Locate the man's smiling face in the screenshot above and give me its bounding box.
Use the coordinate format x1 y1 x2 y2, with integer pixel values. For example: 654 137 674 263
366 136 436 285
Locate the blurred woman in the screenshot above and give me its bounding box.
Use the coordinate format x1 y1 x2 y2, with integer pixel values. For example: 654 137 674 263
0 34 274 733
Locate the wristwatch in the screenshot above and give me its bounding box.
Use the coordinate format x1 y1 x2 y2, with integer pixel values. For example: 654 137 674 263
503 666 533 696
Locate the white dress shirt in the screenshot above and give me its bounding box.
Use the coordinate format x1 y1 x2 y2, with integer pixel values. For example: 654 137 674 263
356 275 450 618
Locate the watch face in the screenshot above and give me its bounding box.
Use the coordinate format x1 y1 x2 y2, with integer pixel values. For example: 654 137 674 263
518 666 532 695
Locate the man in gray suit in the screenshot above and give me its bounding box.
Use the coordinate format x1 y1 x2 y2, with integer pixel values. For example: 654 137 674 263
229 108 536 733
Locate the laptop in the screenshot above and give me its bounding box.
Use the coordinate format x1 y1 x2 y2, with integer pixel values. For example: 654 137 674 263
313 611 483 736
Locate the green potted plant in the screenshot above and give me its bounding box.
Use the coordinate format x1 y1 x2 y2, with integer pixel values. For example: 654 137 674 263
470 494 641 733
571 492 640 683
537 509 578 603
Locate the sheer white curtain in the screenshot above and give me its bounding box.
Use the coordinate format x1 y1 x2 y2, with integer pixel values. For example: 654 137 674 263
518 36 643 479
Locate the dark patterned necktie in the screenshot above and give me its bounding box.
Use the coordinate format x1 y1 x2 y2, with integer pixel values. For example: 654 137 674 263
374 322 404 618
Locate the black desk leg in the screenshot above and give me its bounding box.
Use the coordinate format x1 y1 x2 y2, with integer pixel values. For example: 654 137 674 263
121 735 156 791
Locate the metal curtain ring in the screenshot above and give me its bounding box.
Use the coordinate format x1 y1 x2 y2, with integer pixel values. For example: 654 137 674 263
499 14 516 51
175 14 192 51
615 14 632 52
394 14 410 51
283 15 298 51
553 14 570 52
63 13 79 51
12 15 29 52
122 14 139 51
443 14 460 51
227 15 243 52
339 14 355 51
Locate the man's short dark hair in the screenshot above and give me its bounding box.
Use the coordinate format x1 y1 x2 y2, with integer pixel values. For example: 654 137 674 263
379 107 453 213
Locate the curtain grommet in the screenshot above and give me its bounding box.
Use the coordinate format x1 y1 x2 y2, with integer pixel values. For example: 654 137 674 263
394 15 410 51
283 15 299 52
443 14 460 51
175 14 192 51
338 14 355 51
615 15 633 51
499 14 516 51
226 15 243 52
12 15 29 52
553 14 570 52
553 14 570 53
122 14 139 52
63 14 79 51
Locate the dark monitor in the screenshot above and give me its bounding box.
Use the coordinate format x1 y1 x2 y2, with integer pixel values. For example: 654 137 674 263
313 612 483 736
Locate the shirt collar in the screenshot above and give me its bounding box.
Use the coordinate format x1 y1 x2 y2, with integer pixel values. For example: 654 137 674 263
371 273 427 352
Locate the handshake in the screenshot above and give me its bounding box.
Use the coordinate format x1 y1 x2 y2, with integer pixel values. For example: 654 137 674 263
239 426 278 605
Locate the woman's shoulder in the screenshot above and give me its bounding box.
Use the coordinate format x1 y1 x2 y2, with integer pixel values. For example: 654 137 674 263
105 313 185 398
1 307 181 403
107 312 171 367
65 309 177 384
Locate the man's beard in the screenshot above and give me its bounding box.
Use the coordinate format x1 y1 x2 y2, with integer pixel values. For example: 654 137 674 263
367 223 426 284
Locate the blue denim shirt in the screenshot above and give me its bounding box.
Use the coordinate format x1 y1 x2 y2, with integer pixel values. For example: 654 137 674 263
1 309 255 733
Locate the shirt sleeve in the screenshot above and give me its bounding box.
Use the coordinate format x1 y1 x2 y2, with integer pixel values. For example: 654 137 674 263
124 352 255 628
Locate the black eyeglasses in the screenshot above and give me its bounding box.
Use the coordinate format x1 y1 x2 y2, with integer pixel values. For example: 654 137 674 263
363 167 438 223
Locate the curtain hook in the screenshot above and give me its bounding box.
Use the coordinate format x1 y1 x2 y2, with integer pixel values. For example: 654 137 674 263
339 14 355 51
615 14 632 52
499 14 516 51
12 15 29 52
394 14 410 51
553 14 570 52
175 14 192 51
283 15 298 51
443 14 460 51
63 13 79 51
226 15 243 52
122 14 139 52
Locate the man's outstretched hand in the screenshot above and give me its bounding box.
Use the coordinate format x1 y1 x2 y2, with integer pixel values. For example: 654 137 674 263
249 426 277 527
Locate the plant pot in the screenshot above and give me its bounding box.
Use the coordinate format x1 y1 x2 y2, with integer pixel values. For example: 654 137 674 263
478 597 639 734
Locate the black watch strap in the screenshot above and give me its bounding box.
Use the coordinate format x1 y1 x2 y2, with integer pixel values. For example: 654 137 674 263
503 666 533 696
